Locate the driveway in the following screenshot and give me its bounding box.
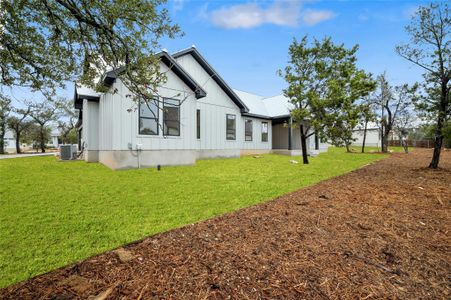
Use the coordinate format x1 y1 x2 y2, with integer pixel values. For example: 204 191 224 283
0 153 58 159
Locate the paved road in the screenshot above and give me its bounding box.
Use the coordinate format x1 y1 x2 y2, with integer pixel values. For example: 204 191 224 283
0 153 58 159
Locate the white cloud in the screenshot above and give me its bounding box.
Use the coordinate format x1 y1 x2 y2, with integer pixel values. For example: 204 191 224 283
209 0 333 29
302 9 336 26
173 0 184 13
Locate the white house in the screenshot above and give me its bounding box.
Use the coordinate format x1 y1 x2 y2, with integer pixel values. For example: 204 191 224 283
3 129 16 153
75 46 328 170
352 122 381 148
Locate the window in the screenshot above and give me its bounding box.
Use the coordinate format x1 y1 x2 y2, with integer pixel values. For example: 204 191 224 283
196 109 200 139
245 119 253 141
163 98 180 136
139 99 159 135
261 122 268 142
226 114 236 140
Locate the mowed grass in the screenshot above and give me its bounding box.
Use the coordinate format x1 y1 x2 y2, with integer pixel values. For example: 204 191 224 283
0 148 386 288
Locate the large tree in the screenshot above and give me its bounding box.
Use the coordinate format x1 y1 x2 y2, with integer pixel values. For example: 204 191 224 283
396 2 449 168
280 36 375 163
29 100 61 152
0 94 12 154
7 107 32 153
0 0 180 102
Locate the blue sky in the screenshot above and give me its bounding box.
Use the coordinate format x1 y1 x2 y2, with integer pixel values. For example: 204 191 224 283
6 0 432 105
160 0 430 97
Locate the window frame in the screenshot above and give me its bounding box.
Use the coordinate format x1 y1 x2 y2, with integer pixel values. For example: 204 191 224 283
226 114 236 141
196 109 201 140
163 98 181 137
245 119 253 142
138 98 159 136
261 121 268 142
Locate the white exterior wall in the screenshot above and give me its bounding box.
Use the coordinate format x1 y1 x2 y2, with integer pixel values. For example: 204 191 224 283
3 130 16 153
175 54 272 152
352 129 380 147
83 58 273 169
97 62 199 152
82 99 99 162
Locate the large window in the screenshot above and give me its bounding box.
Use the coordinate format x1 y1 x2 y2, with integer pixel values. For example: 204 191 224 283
163 98 180 136
245 119 253 141
139 99 159 135
261 122 268 142
196 109 200 139
226 114 236 140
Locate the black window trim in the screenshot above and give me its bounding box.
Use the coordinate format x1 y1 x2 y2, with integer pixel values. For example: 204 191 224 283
261 121 269 142
163 97 181 137
245 119 253 142
226 114 236 141
138 98 159 136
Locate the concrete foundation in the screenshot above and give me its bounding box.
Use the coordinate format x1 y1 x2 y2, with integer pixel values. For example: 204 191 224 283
99 150 197 170
84 150 99 162
87 147 330 170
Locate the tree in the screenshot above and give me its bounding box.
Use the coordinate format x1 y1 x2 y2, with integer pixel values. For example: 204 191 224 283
29 100 61 152
22 123 51 152
0 94 12 154
280 36 375 163
373 74 418 153
0 0 181 102
394 106 416 153
57 99 78 144
396 2 449 168
6 107 32 153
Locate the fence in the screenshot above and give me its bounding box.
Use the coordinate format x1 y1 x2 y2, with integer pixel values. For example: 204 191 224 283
388 139 434 148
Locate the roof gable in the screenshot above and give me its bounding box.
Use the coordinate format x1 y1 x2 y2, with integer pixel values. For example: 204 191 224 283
172 47 249 113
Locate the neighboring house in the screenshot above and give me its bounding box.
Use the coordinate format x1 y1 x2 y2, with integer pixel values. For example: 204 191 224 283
3 129 17 153
2 129 60 153
46 130 60 149
75 46 328 170
352 122 381 148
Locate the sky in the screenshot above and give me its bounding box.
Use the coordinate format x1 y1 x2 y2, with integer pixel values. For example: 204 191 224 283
6 0 432 105
159 0 430 97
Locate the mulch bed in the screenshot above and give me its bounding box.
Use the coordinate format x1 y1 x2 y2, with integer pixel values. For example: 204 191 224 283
2 149 450 299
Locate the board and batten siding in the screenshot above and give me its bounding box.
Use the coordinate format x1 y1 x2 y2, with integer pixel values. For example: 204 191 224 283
97 62 198 151
176 53 272 151
93 54 272 153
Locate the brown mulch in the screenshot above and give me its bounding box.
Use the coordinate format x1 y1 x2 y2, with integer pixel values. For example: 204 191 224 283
1 149 450 299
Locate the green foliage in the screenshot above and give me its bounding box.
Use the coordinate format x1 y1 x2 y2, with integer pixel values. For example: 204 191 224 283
0 0 180 100
21 123 51 150
57 99 78 144
280 36 376 151
0 148 386 288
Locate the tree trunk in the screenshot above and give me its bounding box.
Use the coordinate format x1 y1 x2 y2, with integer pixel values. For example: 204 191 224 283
300 124 309 164
15 130 21 154
428 81 448 169
40 128 46 153
0 123 5 154
345 143 351 153
361 120 368 153
382 123 391 153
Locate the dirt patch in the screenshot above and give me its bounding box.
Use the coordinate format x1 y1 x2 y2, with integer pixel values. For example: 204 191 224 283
1 149 450 299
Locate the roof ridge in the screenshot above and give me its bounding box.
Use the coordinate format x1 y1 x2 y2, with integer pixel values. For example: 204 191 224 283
233 88 266 98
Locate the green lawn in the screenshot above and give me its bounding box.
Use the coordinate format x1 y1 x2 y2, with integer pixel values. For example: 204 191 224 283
0 148 386 288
